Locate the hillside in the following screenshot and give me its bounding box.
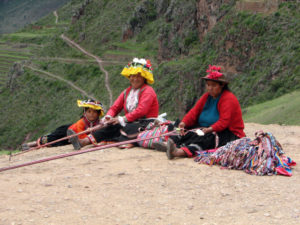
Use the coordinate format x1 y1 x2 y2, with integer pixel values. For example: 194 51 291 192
0 0 71 34
0 0 299 150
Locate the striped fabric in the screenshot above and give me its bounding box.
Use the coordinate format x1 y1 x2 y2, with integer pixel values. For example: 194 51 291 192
137 124 169 149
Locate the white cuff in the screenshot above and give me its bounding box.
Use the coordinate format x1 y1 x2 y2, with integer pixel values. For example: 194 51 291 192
118 116 126 127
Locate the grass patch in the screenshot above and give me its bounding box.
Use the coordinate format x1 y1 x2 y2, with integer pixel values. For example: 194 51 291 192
0 50 31 56
0 61 13 66
0 53 30 59
0 150 19 155
244 91 300 125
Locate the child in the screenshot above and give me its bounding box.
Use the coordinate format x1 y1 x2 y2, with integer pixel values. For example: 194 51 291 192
21 99 104 150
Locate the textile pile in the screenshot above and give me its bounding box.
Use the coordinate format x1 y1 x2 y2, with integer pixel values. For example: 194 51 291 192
194 131 296 176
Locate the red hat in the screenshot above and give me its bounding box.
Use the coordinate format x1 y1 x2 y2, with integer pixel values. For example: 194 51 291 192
201 65 229 84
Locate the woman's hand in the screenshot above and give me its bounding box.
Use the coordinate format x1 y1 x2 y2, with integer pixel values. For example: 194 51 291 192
202 126 213 134
106 117 120 125
178 122 186 136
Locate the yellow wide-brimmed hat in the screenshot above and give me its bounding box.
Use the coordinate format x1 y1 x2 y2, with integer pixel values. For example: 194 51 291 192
121 58 154 84
77 99 104 117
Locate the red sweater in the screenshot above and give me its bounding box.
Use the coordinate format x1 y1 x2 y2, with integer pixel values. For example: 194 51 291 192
182 90 245 138
107 84 159 122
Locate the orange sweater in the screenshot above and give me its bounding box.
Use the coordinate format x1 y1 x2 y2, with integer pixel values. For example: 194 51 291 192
68 117 100 139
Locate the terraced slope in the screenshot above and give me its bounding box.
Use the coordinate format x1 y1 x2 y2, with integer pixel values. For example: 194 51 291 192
0 42 32 89
0 0 71 34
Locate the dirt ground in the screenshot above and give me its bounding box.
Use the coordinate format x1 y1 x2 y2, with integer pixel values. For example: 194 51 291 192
0 123 299 225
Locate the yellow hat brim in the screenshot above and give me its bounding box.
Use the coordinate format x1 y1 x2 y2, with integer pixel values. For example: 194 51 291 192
77 100 104 117
121 66 154 84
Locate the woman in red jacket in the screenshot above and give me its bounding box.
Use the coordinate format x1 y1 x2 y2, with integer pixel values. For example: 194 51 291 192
155 65 245 159
70 58 159 150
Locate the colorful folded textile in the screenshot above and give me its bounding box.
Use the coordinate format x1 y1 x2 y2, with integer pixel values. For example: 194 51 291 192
137 122 170 149
194 131 296 176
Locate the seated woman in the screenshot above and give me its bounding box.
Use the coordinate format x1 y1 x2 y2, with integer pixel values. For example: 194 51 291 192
69 58 159 150
155 65 245 159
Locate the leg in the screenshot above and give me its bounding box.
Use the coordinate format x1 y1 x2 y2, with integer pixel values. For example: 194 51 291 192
166 138 186 160
217 129 239 147
92 124 122 142
21 141 37 151
67 129 82 150
45 124 72 147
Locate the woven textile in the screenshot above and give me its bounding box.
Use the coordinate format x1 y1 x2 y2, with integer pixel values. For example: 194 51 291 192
194 131 296 176
137 122 171 149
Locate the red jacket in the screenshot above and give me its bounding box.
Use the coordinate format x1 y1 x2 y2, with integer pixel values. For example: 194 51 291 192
107 84 159 122
182 90 245 138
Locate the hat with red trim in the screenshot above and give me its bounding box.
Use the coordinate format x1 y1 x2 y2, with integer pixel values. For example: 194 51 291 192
201 65 229 84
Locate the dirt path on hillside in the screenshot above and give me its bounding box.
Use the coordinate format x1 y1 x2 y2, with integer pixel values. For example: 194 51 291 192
0 123 299 225
38 57 124 66
24 65 97 100
61 34 113 105
53 11 58 24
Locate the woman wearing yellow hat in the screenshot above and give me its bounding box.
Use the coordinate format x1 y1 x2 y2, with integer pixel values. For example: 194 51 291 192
70 58 159 150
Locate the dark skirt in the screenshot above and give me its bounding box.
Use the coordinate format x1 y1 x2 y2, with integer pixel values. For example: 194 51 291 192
92 119 155 143
170 128 239 157
39 124 72 147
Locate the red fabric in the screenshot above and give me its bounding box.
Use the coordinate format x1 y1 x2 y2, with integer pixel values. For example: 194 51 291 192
107 84 159 122
181 147 193 158
182 90 245 138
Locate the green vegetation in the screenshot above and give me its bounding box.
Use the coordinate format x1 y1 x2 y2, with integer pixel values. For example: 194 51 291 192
0 0 299 150
0 0 71 34
244 91 300 125
0 150 19 156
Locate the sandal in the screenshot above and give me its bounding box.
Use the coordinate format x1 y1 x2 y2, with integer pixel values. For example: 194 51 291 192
153 142 167 152
166 139 176 160
67 129 82 150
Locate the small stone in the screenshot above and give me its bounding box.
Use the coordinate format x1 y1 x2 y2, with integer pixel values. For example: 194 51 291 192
188 205 194 210
247 209 258 214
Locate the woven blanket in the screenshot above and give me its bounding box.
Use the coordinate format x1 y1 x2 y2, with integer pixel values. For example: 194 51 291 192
194 131 296 176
